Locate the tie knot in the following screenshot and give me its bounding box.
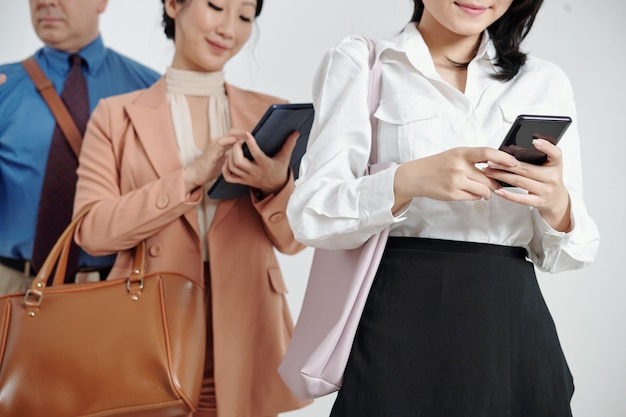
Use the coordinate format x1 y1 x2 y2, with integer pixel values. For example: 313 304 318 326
69 54 83 69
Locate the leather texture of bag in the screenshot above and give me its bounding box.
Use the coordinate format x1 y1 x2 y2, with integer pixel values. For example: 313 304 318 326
278 38 394 400
0 205 206 416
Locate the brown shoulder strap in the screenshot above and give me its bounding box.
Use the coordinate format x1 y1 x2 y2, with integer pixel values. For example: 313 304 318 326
22 56 82 157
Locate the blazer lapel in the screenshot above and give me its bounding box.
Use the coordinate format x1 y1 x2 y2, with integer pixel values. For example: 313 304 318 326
125 78 182 179
125 78 200 240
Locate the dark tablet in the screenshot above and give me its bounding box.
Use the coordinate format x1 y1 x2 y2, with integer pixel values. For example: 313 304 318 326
208 103 314 199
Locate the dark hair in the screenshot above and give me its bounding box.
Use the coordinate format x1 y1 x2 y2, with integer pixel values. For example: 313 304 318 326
411 0 543 81
162 0 263 40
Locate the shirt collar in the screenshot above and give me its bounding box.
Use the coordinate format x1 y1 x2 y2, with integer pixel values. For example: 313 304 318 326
40 35 106 77
475 30 496 61
377 23 497 78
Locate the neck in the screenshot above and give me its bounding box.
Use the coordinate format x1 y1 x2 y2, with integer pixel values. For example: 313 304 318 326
416 21 482 71
46 32 99 55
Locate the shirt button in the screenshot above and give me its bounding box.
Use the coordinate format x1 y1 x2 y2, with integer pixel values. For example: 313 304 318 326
156 195 169 209
474 201 486 212
149 244 162 257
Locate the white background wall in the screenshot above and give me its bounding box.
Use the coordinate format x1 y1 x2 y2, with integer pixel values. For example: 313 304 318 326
1 1 624 415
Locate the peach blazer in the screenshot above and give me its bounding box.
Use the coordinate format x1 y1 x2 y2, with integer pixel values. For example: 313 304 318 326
73 78 309 416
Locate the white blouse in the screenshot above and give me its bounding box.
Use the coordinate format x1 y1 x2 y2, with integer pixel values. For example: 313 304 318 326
287 24 599 273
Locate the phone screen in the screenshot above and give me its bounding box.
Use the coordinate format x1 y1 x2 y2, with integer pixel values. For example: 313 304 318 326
499 114 572 165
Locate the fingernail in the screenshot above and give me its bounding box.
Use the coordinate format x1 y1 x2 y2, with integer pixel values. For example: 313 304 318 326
532 138 545 147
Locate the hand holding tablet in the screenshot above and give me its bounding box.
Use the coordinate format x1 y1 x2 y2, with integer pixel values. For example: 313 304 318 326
208 103 314 199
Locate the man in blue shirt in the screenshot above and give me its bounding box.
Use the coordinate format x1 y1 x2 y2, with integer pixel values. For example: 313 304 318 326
0 0 160 295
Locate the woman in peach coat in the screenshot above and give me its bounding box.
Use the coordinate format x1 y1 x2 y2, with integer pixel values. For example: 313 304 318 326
72 0 309 416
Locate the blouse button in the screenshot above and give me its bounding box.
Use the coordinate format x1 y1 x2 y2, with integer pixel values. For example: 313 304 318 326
474 201 486 212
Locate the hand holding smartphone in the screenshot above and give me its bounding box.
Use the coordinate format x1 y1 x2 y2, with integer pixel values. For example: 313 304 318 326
499 114 572 164
496 114 571 186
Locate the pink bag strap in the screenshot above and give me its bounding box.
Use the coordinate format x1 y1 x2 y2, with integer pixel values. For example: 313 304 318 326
366 38 382 166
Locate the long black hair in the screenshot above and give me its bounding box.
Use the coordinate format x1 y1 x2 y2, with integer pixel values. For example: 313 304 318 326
161 0 264 40
411 0 543 81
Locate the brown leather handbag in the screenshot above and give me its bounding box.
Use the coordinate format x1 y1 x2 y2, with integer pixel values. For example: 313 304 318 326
0 205 206 416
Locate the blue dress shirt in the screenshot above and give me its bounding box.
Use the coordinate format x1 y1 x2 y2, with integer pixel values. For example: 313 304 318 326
0 36 160 267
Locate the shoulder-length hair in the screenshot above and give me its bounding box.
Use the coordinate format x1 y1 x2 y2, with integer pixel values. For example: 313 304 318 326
411 0 543 81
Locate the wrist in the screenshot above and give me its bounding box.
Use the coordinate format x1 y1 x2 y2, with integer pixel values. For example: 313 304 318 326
392 164 414 212
258 169 290 198
183 166 201 193
540 192 572 233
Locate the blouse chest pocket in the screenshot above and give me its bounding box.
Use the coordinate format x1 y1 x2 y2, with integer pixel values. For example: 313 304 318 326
374 95 442 161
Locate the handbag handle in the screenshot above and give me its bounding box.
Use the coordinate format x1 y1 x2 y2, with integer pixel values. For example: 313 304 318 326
24 204 146 313
22 56 82 158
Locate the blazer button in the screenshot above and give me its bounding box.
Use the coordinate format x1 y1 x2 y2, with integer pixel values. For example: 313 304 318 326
149 244 162 257
269 212 285 223
156 195 169 209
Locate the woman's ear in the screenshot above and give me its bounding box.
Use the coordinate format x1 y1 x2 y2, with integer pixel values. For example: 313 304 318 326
164 0 179 19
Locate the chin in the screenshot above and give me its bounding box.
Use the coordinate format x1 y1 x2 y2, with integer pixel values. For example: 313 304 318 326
200 58 228 72
200 64 225 73
452 23 489 37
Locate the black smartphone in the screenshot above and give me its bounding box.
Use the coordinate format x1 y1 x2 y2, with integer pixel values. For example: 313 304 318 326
499 114 572 165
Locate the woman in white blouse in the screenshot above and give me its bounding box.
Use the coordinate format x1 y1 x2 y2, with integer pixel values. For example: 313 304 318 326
287 0 599 415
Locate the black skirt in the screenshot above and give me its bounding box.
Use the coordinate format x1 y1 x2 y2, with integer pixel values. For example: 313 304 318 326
330 237 574 417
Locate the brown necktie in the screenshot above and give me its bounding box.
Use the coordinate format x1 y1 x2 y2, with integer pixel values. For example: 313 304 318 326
31 54 89 282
